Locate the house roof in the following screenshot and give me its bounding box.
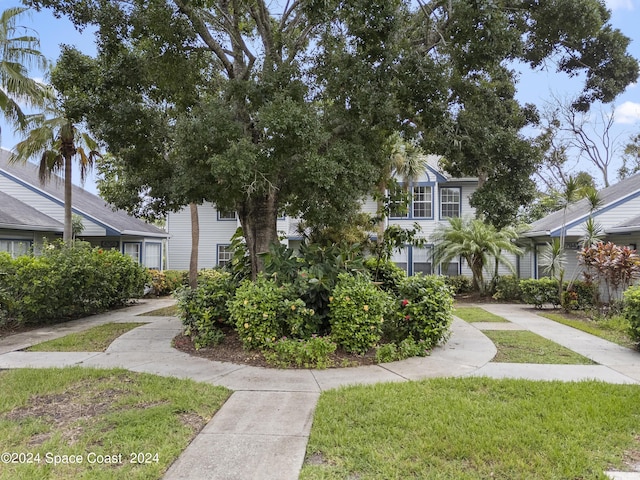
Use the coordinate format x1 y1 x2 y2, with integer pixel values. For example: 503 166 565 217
524 173 640 238
0 149 168 238
0 191 63 232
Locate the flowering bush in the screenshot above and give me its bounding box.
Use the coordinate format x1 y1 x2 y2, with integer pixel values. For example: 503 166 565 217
392 274 453 348
227 276 317 350
148 269 187 296
328 273 394 354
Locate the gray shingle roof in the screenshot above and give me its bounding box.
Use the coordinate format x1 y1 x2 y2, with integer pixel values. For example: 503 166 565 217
0 191 63 231
0 149 167 238
524 173 640 237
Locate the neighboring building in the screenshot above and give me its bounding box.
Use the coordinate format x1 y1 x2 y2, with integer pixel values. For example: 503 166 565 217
167 155 480 276
0 148 168 268
520 173 640 281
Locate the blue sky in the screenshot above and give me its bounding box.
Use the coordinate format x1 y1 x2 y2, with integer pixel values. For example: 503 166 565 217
1 0 639 194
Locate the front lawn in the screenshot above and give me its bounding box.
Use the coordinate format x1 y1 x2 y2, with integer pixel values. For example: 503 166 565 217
0 368 230 480
454 306 510 323
483 330 595 364
540 312 636 349
26 323 146 352
301 378 640 479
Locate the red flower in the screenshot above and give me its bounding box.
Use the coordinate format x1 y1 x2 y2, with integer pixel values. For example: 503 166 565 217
401 299 409 307
405 315 411 321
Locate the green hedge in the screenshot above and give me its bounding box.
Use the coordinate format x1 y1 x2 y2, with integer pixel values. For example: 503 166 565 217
519 278 597 310
0 242 149 325
623 285 640 344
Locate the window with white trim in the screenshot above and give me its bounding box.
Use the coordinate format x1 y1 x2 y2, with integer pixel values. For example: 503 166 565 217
391 247 408 273
217 244 233 267
218 210 237 220
440 187 461 218
412 185 432 218
144 243 162 269
413 247 432 275
0 239 31 258
123 242 141 263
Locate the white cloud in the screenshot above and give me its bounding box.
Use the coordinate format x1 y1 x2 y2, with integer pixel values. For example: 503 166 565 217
605 0 634 10
614 101 640 124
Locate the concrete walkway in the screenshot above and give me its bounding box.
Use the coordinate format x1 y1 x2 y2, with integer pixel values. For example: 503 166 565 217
0 299 639 480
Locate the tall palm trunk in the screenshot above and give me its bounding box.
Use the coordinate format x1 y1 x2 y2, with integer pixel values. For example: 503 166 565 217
189 202 199 289
63 154 72 244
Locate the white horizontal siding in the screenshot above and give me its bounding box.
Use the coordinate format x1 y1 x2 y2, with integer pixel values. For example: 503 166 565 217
167 203 239 270
0 175 107 236
566 196 640 236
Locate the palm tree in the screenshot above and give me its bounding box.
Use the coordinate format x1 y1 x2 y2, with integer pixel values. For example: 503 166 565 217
0 7 47 131
376 133 427 235
11 92 101 243
431 217 523 295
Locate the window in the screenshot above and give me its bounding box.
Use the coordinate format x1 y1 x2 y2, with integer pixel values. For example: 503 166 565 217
218 210 237 220
0 239 31 258
123 242 141 263
412 185 432 218
440 187 461 218
389 184 409 218
412 247 432 275
217 244 233 267
443 261 459 276
391 247 408 273
144 243 162 270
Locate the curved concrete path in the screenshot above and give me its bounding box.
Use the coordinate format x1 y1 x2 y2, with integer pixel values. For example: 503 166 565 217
0 299 639 480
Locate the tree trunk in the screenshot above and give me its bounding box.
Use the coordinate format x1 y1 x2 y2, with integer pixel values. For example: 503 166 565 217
237 192 279 280
189 202 199 289
63 155 73 244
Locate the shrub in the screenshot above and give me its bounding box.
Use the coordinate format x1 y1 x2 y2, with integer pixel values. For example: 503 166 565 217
375 337 430 363
565 280 597 310
328 273 394 354
492 275 521 301
444 275 472 295
1 242 149 324
175 269 236 348
263 335 337 368
519 278 560 308
364 257 406 295
148 269 187 296
623 285 640 344
228 276 316 350
393 274 454 348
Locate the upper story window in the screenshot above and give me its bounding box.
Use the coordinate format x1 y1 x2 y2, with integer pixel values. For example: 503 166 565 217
218 210 237 220
412 185 432 218
440 187 461 218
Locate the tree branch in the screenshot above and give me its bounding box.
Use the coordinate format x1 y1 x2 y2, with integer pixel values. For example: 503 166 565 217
173 0 235 78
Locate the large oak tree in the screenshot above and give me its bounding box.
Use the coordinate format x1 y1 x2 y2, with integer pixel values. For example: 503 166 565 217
26 0 638 274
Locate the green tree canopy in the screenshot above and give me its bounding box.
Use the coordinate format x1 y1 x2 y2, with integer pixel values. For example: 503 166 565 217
25 0 639 274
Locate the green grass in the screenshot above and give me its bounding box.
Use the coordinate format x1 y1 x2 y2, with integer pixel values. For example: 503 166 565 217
137 305 178 317
454 306 509 322
483 330 595 364
0 367 230 480
301 378 640 479
26 323 146 352
540 312 636 349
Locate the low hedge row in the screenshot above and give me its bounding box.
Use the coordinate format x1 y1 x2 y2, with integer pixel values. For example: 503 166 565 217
0 242 149 325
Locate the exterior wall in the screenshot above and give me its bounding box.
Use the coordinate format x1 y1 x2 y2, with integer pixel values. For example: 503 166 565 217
0 174 107 236
167 203 239 270
562 196 640 237
166 174 480 272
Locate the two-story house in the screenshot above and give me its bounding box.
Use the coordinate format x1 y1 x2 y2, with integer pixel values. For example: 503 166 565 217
166 155 480 276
